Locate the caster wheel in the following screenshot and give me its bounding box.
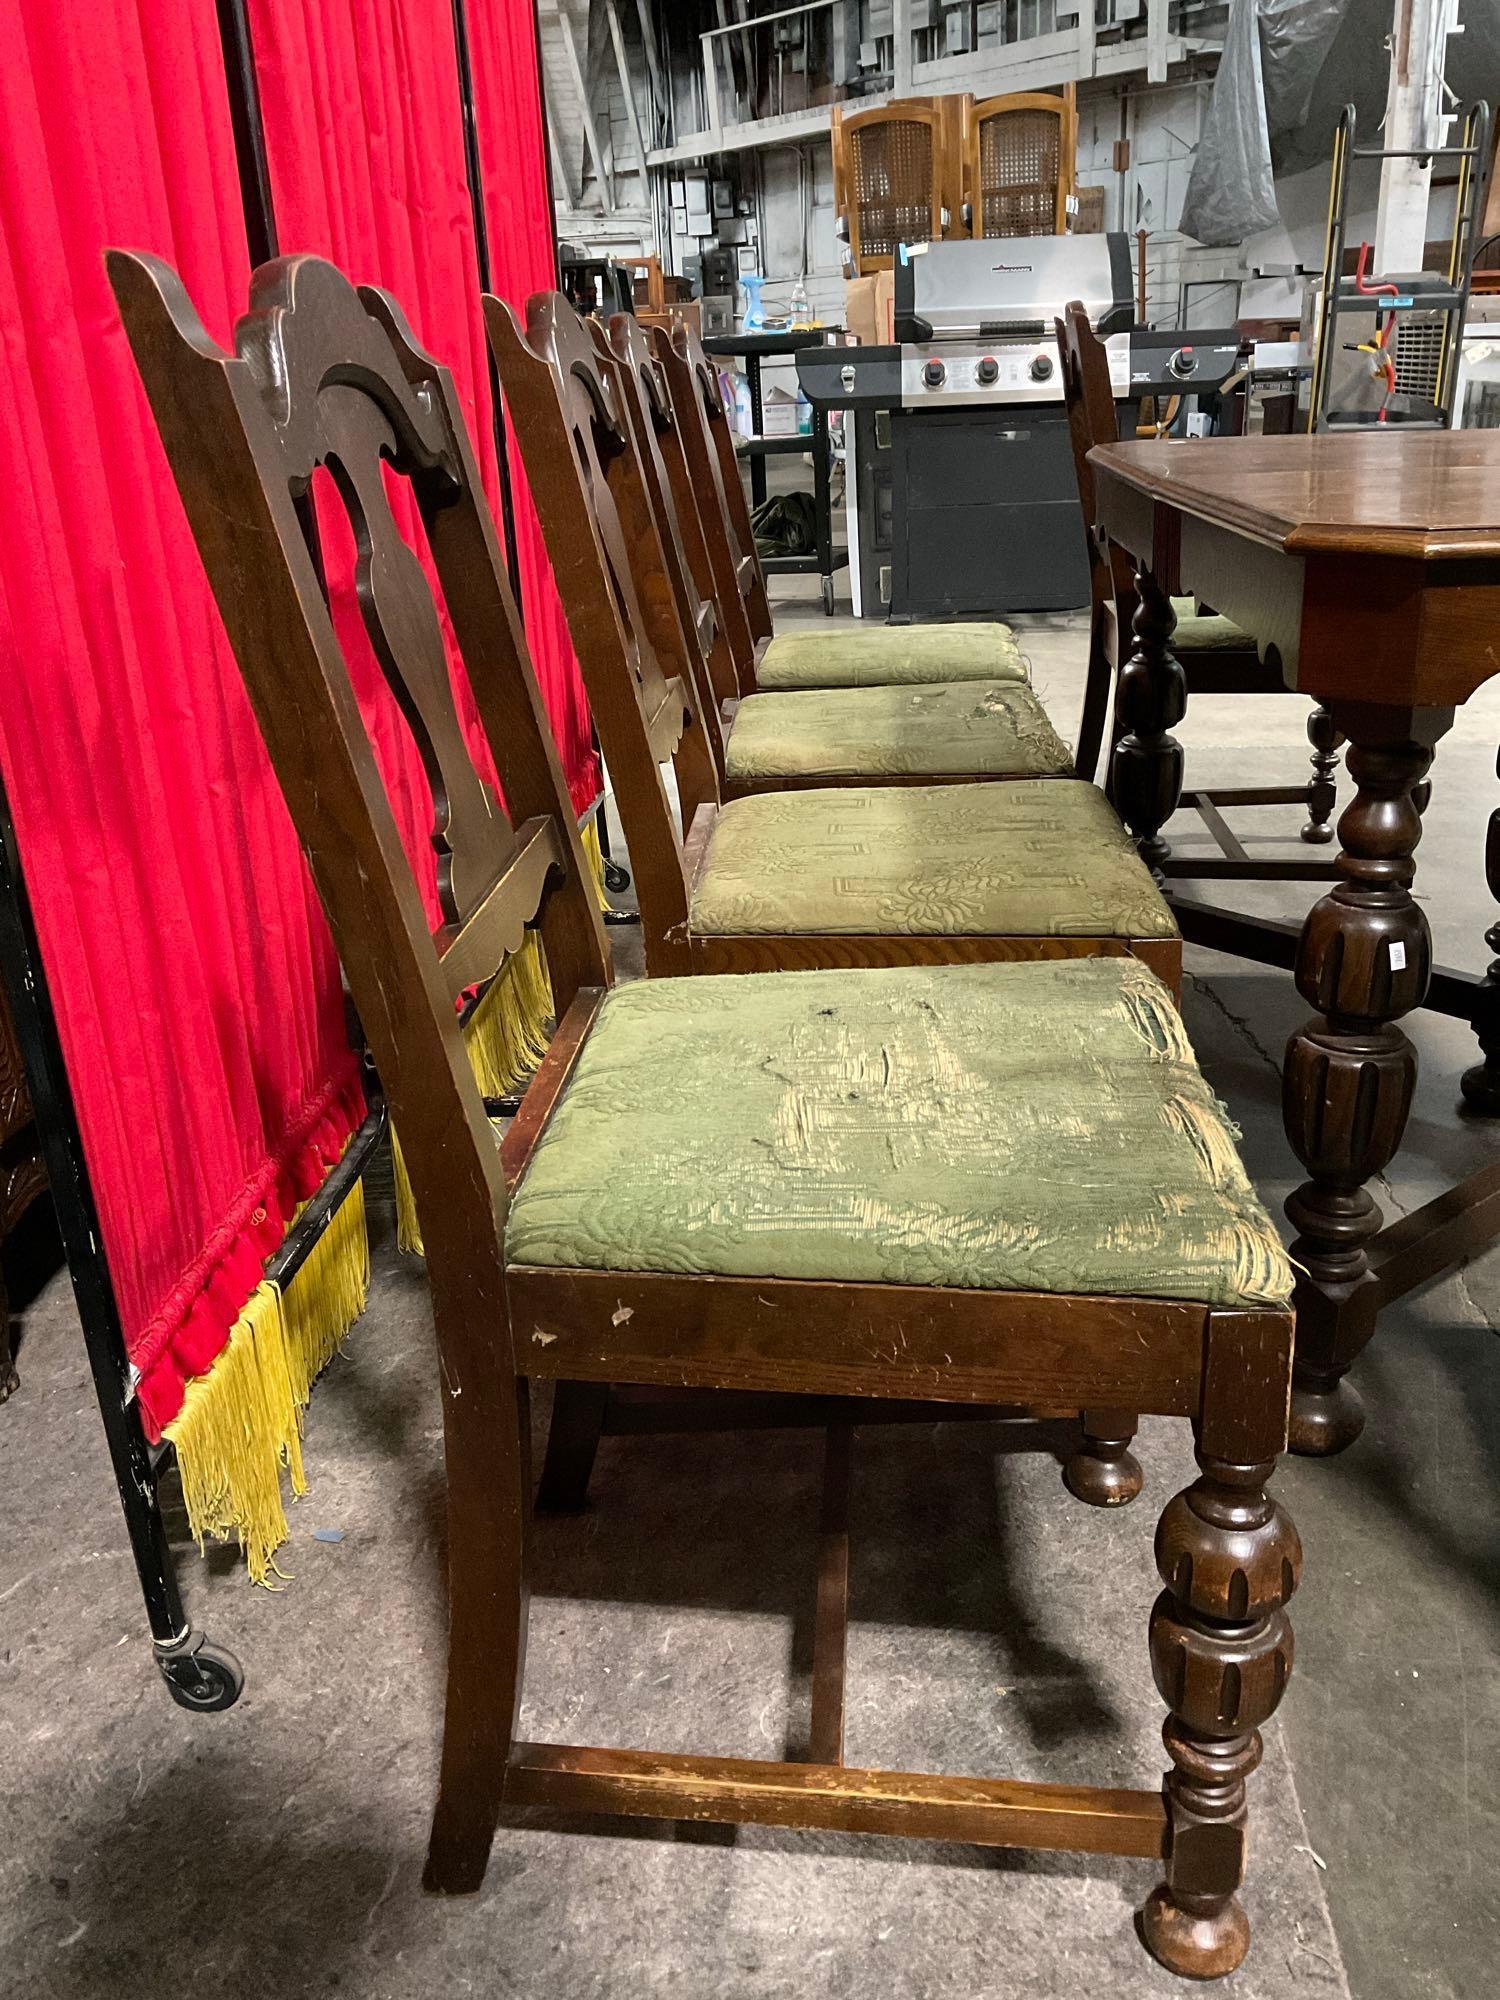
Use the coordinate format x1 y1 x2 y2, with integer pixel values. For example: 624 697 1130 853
156 1629 245 1712
603 857 631 895
821 574 835 615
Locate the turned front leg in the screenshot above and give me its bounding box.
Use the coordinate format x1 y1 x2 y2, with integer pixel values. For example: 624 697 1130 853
1460 744 1500 1116
1112 566 1186 876
1063 1406 1143 1508
1299 704 1342 843
1281 703 1451 1454
1143 1450 1301 1978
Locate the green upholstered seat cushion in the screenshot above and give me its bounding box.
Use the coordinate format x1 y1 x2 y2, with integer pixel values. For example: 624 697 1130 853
724 680 1073 782
505 958 1292 1309
690 779 1177 940
1170 598 1253 652
757 621 1027 690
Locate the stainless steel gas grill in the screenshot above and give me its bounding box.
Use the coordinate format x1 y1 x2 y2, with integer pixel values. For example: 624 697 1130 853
797 233 1246 619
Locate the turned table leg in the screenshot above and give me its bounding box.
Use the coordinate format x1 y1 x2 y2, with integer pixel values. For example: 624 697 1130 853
1299 705 1342 843
1460 745 1500 1116
1281 703 1452 1455
1112 565 1186 877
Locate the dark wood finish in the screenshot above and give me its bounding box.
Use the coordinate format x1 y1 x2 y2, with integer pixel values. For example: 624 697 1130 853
1063 1406 1143 1508
506 1742 1166 1855
606 310 1081 801
1281 705 1448 1452
491 289 1181 993
660 321 773 643
1092 432 1500 706
109 250 609 1891
119 251 1300 1977
1113 565 1187 879
1092 428 1500 1457
808 1421 851 1767
507 1265 1211 1412
1054 300 1341 869
1460 741 1500 1111
602 315 741 752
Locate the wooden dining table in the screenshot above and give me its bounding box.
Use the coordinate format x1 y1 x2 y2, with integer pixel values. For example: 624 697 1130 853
1090 430 1500 1456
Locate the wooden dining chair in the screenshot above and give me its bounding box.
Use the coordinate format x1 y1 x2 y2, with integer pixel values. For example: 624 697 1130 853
598 310 1079 800
488 290 1181 993
115 247 1304 1982
1056 300 1343 879
653 320 1028 697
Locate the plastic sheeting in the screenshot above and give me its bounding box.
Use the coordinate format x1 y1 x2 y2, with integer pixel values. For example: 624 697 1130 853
1180 0 1346 246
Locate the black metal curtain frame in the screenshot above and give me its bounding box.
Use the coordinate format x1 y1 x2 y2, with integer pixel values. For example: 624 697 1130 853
0 0 609 1712
0 0 390 1713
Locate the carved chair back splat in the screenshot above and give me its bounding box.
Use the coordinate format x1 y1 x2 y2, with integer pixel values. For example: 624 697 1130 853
603 312 746 728
488 290 730 972
585 315 734 782
654 321 774 649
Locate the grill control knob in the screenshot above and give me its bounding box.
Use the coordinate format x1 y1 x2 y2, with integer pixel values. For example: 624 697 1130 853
1168 345 1198 379
1029 352 1054 382
975 355 999 386
922 358 946 389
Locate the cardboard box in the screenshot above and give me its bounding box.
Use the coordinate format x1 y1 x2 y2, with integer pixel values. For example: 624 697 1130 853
843 270 894 345
761 387 802 437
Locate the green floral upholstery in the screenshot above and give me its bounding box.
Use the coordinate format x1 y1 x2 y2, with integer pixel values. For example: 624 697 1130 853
757 621 1027 690
1170 598 1254 653
690 780 1177 939
506 958 1293 1309
724 680 1073 782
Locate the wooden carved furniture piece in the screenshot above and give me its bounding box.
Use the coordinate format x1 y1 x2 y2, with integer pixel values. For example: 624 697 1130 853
489 290 1182 992
965 86 1077 237
1092 430 1500 1453
1056 299 1343 873
0 978 47 1399
832 91 1080 263
115 247 1303 1982
831 97 961 274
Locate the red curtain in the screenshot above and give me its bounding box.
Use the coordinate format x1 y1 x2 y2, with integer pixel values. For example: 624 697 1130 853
246 0 599 873
0 0 365 1436
466 0 597 816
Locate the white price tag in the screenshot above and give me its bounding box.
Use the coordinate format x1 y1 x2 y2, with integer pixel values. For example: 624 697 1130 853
1389 941 1407 972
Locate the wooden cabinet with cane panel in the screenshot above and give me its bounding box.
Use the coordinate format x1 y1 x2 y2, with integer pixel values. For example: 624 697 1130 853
115 247 1305 1981
831 97 964 274
964 87 1078 237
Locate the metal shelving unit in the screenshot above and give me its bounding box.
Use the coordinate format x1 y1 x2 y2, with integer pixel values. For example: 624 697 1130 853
704 329 849 614
1309 100 1490 432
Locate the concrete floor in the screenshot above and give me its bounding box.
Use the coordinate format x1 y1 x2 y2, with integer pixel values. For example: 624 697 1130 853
1 595 1496 1998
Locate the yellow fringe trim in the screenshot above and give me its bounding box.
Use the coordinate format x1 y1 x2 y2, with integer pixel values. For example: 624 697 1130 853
162 1177 372 1586
391 810 609 1255
580 812 610 908
392 930 557 1255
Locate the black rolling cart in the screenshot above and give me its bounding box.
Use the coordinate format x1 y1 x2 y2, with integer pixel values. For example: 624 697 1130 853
703 329 848 615
0 758 385 1711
